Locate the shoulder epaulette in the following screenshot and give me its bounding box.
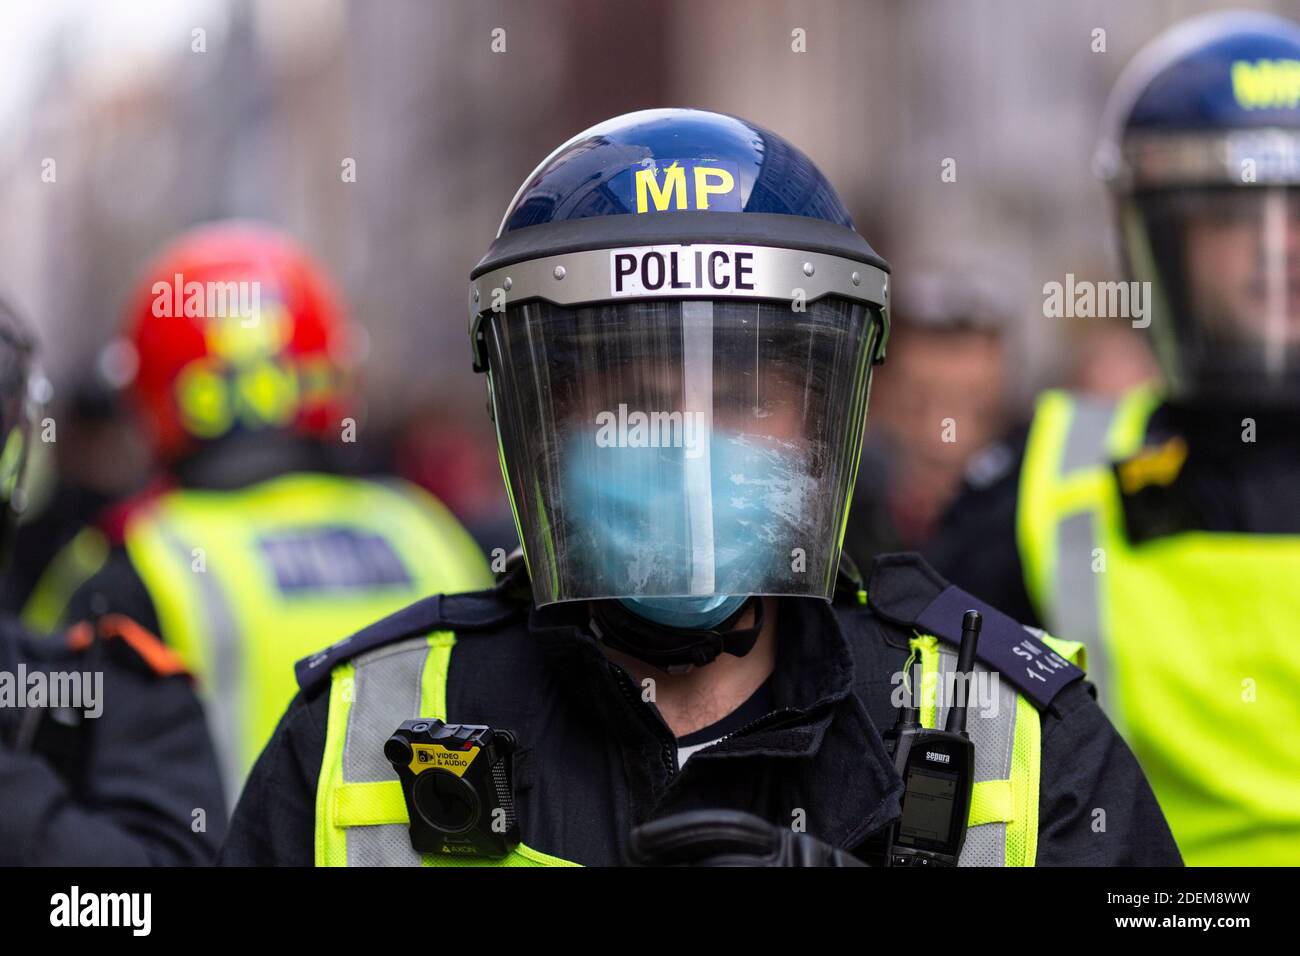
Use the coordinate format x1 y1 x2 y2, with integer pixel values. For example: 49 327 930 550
67 614 190 679
865 552 1084 710
295 588 527 694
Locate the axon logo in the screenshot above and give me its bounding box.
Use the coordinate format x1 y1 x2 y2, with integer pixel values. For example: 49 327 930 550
925 751 951 765
594 403 708 459
50 886 151 936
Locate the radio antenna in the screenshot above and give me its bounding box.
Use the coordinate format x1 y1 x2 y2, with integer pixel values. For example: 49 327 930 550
944 610 982 737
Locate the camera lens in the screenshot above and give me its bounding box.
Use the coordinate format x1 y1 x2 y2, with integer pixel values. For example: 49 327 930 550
413 770 480 834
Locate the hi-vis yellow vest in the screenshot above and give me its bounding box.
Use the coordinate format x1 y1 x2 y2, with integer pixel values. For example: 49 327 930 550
123 472 492 801
312 616 1079 866
1019 388 1300 866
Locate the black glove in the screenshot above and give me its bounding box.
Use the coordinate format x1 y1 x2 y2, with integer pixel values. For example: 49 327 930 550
626 809 867 867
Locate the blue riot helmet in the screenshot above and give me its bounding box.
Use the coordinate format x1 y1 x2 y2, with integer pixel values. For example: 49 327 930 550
1097 11 1300 407
468 109 889 645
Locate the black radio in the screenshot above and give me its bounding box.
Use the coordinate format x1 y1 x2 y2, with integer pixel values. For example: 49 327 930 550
882 610 982 867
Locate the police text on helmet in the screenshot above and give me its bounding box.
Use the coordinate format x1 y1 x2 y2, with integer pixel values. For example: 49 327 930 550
610 246 755 297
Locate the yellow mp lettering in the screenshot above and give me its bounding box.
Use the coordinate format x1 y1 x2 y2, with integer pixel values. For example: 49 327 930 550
635 162 687 213
693 166 735 209
1232 59 1300 110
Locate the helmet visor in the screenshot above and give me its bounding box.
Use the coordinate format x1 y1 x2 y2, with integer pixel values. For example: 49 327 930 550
1123 186 1300 404
486 297 880 606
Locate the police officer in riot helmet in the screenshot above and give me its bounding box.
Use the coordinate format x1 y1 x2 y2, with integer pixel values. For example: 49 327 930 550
221 109 1179 867
929 11 1300 865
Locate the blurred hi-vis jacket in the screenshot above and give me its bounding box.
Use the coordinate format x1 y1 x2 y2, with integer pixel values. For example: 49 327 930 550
1018 389 1300 865
40 472 492 800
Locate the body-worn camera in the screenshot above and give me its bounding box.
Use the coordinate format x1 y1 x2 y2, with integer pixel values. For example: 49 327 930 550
384 719 520 857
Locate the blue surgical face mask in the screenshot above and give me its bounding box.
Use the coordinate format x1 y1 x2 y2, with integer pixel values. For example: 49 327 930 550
562 429 809 630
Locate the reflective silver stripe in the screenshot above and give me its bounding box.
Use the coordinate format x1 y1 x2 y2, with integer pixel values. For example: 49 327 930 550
1111 129 1300 189
1049 396 1121 709
470 245 888 316
930 649 1019 867
1059 396 1117 474
154 522 245 810
340 637 434 867
1054 511 1110 703
338 634 1022 865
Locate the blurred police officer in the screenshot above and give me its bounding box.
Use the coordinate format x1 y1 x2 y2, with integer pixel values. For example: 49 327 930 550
0 296 225 864
59 223 491 803
930 12 1300 865
845 265 1012 560
221 110 1178 866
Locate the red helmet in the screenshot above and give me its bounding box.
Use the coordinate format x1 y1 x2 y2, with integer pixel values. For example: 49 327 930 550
123 221 352 461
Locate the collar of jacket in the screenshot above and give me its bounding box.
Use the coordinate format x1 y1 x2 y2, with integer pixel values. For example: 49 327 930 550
527 595 904 848
528 597 853 739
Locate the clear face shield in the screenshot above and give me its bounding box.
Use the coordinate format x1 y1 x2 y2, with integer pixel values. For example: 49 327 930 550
484 294 882 613
1122 185 1300 405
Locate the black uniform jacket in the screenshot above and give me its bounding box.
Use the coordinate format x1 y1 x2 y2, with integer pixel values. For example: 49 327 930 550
0 613 226 864
219 554 1180 866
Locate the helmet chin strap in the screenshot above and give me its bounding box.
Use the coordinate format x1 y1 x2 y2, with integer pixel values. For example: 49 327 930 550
588 597 765 672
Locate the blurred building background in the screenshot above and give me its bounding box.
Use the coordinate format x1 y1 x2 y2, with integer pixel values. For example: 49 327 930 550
0 0 1291 556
